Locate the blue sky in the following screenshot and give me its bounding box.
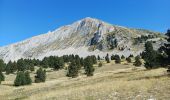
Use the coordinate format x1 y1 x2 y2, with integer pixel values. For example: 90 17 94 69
0 0 169 46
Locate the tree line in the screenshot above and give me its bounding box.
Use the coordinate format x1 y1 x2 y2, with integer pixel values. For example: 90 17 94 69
0 55 97 86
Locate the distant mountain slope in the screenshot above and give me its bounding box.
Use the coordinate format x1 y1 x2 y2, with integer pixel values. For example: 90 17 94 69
0 17 165 62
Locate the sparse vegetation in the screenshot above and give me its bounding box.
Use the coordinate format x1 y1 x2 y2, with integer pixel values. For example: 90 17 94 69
98 62 103 67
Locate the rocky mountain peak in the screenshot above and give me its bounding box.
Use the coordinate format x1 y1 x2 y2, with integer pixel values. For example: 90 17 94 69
0 17 164 62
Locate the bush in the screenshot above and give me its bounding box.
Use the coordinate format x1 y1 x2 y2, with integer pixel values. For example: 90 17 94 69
98 62 103 67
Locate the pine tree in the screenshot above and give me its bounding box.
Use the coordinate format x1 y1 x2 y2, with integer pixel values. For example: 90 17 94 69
80 57 84 66
97 55 101 60
129 54 134 58
126 57 131 63
14 71 26 86
121 55 125 59
35 68 46 83
30 65 35 72
159 29 170 67
67 61 79 78
91 55 97 64
0 71 5 84
133 56 142 67
142 41 160 69
53 57 64 70
17 58 26 71
105 53 110 63
25 71 32 85
14 71 32 86
5 61 13 74
41 57 49 68
114 55 121 64
111 55 115 60
12 61 18 72
0 59 6 72
84 56 95 76
75 55 81 70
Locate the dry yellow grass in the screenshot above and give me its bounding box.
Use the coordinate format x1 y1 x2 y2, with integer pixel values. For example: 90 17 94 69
0 61 170 100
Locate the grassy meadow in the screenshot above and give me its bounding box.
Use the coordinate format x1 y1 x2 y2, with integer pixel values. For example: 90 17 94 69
0 60 170 100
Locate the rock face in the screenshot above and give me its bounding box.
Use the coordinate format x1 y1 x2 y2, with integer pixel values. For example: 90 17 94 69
0 17 165 62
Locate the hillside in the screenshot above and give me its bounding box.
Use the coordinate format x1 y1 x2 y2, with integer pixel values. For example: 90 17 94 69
0 60 169 100
0 17 165 62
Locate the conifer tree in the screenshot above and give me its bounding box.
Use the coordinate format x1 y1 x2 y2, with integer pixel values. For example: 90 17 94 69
25 71 32 85
14 71 26 86
80 57 84 66
12 61 18 72
30 65 35 72
41 57 49 68
0 59 6 72
91 55 97 64
53 57 64 70
67 61 79 78
114 55 121 64
126 57 132 63
105 53 110 63
129 54 134 58
84 56 95 76
17 58 26 71
97 55 101 60
14 71 32 86
75 55 81 70
133 56 142 66
121 55 125 59
111 55 115 60
35 68 46 83
159 29 170 66
0 71 5 84
5 61 14 74
142 41 160 69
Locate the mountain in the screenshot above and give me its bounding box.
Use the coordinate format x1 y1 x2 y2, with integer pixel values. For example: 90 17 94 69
0 17 165 62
